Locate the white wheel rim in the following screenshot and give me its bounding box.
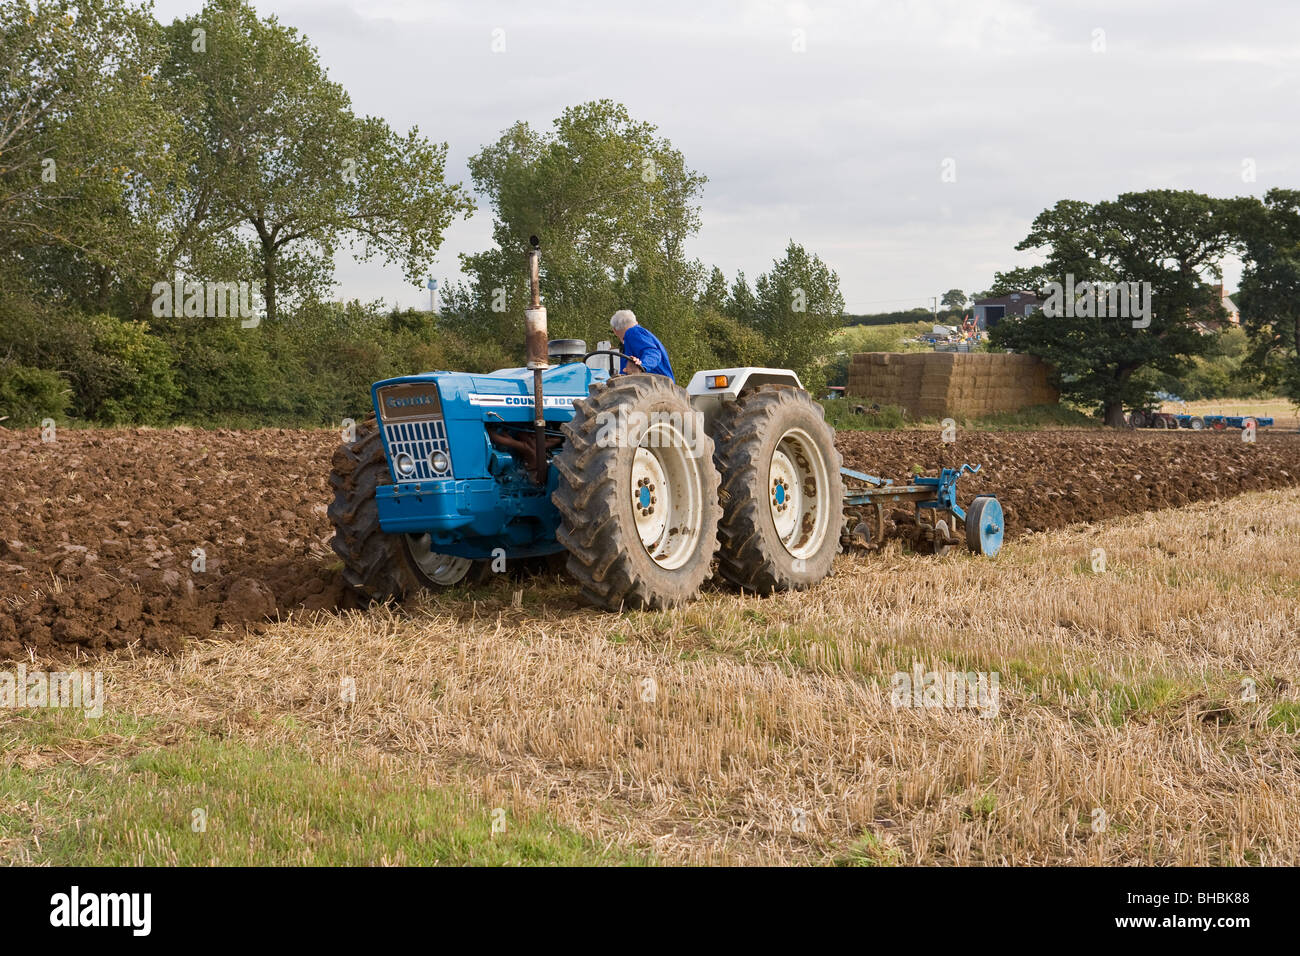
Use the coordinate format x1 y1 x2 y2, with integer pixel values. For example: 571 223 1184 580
631 421 703 570
768 427 831 560
405 534 472 586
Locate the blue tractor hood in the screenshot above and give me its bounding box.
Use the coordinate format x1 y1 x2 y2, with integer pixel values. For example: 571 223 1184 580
420 363 603 424
371 362 607 480
367 362 609 559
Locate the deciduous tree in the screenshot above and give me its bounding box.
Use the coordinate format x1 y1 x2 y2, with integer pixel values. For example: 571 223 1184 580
1235 188 1300 401
751 241 845 393
454 102 706 353
990 191 1237 425
159 0 472 322
0 0 181 306
940 288 967 311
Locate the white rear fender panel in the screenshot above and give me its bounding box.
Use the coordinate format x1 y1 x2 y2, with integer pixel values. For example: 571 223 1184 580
685 368 804 430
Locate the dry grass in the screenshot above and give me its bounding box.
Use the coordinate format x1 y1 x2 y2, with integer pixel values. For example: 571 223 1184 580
11 488 1300 865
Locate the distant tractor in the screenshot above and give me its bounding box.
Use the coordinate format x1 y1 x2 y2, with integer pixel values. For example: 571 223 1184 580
1194 414 1273 431
1129 409 1275 432
1126 407 1180 429
328 238 844 610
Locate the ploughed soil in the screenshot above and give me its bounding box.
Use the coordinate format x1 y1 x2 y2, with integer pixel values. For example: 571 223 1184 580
0 428 347 660
834 428 1300 536
1 426 1297 660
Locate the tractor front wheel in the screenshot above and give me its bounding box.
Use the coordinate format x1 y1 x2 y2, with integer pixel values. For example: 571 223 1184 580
554 374 721 610
711 385 844 594
328 420 488 600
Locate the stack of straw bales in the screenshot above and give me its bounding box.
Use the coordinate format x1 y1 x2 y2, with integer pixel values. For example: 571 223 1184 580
846 352 1057 418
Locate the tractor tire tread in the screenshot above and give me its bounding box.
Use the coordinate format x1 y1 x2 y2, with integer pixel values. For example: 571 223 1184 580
554 374 720 610
711 385 843 594
327 419 421 601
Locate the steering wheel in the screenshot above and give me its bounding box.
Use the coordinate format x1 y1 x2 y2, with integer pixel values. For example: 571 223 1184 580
583 349 630 362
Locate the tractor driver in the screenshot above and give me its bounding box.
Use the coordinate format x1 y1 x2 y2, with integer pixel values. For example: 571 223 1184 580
610 309 675 381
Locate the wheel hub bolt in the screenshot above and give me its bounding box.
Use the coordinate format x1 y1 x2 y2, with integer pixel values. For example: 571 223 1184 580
772 477 791 510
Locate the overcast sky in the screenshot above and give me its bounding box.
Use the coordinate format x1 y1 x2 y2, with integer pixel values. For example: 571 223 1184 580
153 0 1300 312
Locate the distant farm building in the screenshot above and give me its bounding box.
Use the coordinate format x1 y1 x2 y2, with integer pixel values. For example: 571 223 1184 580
973 291 1043 330
1193 284 1241 334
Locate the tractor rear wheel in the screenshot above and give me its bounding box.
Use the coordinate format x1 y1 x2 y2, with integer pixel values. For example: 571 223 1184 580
328 420 488 600
554 374 721 610
711 385 844 594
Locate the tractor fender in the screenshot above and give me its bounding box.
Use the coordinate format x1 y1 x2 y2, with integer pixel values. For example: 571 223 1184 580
686 367 804 431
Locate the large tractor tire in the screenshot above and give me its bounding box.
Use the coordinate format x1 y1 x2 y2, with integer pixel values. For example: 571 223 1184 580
328 420 488 601
554 374 721 611
711 385 844 594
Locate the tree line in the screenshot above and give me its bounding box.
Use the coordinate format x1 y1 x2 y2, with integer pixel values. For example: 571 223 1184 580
6 0 1296 430
0 0 844 427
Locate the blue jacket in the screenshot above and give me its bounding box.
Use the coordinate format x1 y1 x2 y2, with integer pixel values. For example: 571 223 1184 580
620 324 675 380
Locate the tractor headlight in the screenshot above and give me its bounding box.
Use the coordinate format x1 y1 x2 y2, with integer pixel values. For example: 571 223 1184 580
394 452 416 478
430 450 450 474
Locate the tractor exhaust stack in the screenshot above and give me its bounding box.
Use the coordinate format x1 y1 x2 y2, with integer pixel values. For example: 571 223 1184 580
525 236 548 485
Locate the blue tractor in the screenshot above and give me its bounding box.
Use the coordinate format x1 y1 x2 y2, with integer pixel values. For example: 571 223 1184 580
328 240 846 610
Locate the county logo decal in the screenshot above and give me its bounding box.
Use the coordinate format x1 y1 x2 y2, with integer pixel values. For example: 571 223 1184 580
467 394 576 408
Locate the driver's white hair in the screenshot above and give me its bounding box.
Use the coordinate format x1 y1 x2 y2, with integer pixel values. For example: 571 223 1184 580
610 309 638 332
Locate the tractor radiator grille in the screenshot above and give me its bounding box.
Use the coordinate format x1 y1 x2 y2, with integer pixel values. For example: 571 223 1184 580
383 418 452 482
